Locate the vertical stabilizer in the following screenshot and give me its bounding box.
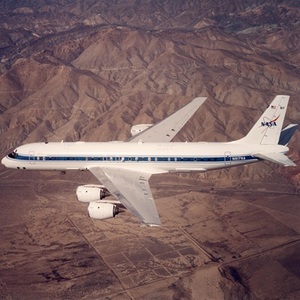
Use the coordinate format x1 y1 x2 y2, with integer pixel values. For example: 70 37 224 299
240 95 289 145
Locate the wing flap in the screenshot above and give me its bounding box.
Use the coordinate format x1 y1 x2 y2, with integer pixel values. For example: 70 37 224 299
89 167 161 226
128 97 207 143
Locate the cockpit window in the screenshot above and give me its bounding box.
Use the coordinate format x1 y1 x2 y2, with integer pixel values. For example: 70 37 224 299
8 151 17 158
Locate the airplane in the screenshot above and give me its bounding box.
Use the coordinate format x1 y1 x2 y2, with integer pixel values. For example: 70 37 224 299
1 95 298 226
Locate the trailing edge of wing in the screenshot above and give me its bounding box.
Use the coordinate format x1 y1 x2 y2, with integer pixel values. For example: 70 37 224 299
88 166 161 226
128 97 207 143
254 152 296 167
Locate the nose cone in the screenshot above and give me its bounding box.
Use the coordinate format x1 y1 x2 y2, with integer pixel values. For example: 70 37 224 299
1 156 9 167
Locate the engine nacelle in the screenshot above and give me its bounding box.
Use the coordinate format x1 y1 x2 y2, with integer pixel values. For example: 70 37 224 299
130 124 153 137
76 185 110 202
88 202 118 220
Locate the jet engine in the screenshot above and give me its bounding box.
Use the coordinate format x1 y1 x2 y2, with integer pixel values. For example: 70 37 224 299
88 202 118 220
130 124 153 136
76 185 110 202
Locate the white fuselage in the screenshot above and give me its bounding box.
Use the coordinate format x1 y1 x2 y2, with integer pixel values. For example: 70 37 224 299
1 141 289 174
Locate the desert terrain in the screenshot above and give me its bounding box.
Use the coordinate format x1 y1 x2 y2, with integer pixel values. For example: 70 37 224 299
0 170 299 299
0 1 300 299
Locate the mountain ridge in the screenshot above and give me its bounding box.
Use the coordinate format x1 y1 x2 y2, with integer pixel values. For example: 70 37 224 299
0 1 299 185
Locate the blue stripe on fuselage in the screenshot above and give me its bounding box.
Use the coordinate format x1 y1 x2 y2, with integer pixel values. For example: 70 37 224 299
9 154 256 162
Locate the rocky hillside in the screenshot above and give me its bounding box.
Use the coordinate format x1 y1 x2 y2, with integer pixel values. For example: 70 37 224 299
0 0 299 184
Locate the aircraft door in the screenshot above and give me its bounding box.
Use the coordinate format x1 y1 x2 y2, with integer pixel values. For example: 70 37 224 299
29 151 35 164
224 151 231 166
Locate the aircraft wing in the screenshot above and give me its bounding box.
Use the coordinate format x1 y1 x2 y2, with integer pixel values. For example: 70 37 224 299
88 166 161 226
128 96 207 143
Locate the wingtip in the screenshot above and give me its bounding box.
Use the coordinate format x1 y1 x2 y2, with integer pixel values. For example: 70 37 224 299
141 219 161 227
146 223 161 227
193 96 207 102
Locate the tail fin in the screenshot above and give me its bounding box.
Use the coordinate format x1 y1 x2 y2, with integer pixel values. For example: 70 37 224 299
239 95 290 145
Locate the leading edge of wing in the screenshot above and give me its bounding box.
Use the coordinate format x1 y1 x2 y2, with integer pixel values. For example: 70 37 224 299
128 96 207 143
88 166 161 226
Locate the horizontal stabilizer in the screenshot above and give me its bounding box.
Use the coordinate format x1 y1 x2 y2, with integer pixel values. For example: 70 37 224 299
254 152 296 167
279 124 298 146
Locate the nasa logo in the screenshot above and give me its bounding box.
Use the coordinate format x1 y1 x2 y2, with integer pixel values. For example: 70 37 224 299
260 115 280 127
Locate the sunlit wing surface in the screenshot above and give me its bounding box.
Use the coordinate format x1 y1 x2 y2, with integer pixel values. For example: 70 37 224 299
128 96 207 143
89 166 161 226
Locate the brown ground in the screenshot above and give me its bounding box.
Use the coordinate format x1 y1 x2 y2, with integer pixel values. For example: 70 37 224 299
0 168 299 299
1 1 300 299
